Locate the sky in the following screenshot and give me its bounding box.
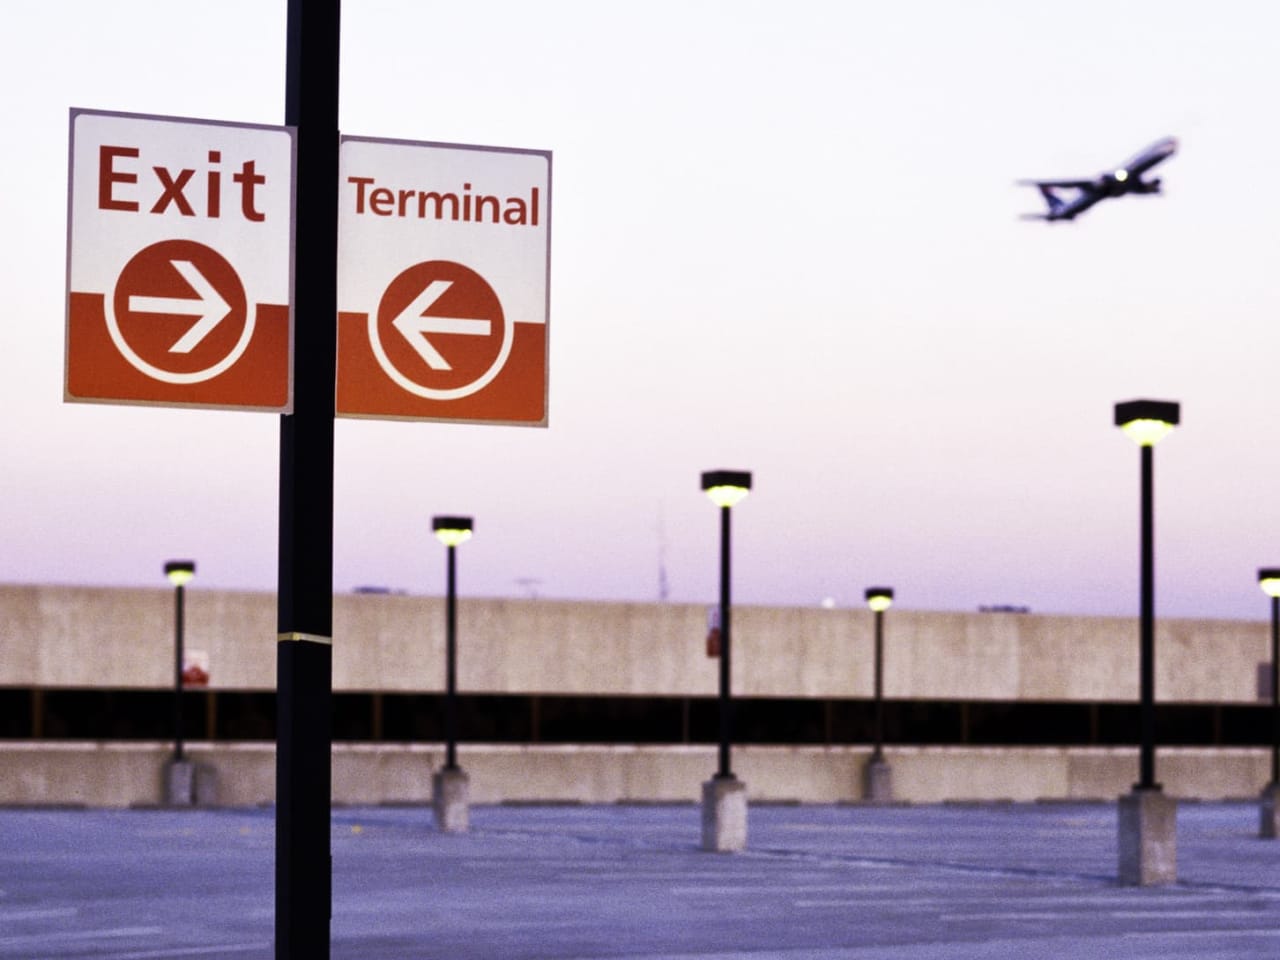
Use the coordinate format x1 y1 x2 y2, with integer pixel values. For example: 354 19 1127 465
3 0 1279 619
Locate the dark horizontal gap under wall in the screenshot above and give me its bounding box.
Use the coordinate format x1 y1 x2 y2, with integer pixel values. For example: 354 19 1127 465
0 688 1274 748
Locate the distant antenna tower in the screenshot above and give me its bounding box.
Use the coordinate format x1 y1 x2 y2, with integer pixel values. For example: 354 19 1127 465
515 577 542 599
657 500 670 602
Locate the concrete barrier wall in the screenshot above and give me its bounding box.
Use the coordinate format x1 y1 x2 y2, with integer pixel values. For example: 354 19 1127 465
3 585 1271 808
0 742 1269 808
0 584 1270 702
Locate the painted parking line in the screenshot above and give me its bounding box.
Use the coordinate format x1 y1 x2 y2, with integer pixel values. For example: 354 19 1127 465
0 908 78 923
798 898 962 909
32 943 271 960
937 911 1092 921
0 925 162 948
667 885 779 896
575 872 756 883
1110 910 1277 920
1122 928 1280 940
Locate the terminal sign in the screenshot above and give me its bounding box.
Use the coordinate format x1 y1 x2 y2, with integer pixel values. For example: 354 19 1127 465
65 109 295 411
336 136 551 425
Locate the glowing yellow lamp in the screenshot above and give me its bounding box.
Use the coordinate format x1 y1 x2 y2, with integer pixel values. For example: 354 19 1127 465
164 560 195 587
432 516 474 548
1114 399 1179 446
701 470 752 508
1120 419 1174 446
1260 569 1280 599
865 587 894 613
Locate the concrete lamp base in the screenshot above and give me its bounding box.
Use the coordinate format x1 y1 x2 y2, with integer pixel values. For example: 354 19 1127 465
1260 783 1280 839
863 757 893 804
164 759 195 806
432 767 470 834
1118 787 1177 885
701 776 747 852
163 760 217 806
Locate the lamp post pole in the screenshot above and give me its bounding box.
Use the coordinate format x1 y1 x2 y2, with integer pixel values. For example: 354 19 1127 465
164 561 195 765
1272 593 1279 788
873 606 885 761
1259 570 1280 788
445 540 459 771
1259 570 1280 839
717 502 732 779
174 578 185 763
1138 442 1156 790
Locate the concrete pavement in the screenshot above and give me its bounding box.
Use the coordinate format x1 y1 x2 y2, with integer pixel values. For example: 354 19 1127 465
0 801 1277 958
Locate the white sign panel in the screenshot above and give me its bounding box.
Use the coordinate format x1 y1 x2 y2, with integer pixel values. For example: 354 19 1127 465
336 136 551 425
66 108 295 411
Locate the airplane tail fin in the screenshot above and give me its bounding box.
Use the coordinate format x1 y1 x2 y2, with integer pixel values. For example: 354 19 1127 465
1037 185 1066 215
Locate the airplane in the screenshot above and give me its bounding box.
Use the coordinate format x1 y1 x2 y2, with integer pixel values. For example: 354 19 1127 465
1018 137 1178 221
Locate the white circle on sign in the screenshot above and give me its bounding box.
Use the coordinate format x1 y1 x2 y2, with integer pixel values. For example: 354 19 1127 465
106 240 256 385
367 260 513 401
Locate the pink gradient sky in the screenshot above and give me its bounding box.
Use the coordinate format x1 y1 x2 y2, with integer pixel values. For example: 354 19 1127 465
3 1 1279 619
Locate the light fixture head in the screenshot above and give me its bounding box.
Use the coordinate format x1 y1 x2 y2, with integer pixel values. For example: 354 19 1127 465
1259 568 1280 599
1114 399 1180 446
164 560 196 587
433 515 474 547
865 586 894 612
701 469 752 508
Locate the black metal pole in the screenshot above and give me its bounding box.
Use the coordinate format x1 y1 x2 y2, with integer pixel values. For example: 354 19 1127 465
872 608 884 762
445 544 458 771
1138 443 1157 791
173 583 185 763
276 1 339 956
1271 595 1279 786
717 504 733 780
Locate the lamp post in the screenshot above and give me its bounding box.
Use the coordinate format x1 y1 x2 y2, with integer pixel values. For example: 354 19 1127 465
864 587 893 763
430 515 473 833
164 560 196 765
163 560 196 808
1259 570 1280 786
1114 398 1179 885
700 469 751 853
432 516 473 773
701 470 751 779
863 587 894 803
1258 568 1280 837
1114 399 1179 791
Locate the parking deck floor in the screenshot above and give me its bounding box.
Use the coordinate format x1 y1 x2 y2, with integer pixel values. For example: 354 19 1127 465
1 801 1278 958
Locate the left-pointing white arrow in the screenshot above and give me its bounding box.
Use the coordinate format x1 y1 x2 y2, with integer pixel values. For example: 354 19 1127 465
127 260 232 354
392 279 492 371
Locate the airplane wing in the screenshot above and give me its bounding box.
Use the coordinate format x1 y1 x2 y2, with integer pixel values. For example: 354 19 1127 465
1016 179 1095 189
1018 182 1105 221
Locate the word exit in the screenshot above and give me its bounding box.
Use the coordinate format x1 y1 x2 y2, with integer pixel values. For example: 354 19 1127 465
98 145 269 221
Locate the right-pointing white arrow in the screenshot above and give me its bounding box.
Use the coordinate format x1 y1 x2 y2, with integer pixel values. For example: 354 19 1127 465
127 260 232 354
392 279 491 371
